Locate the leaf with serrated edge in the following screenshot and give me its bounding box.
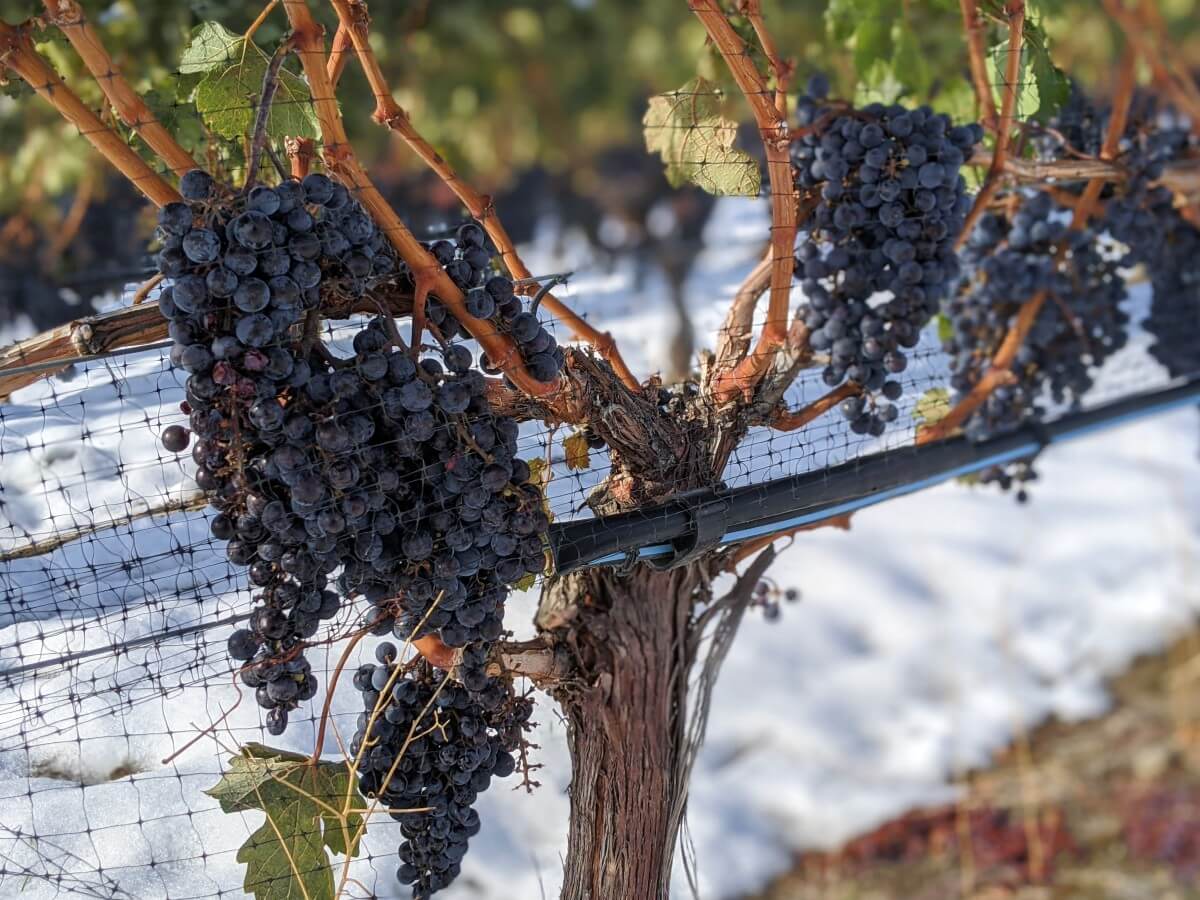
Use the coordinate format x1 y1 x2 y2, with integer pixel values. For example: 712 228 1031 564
206 745 365 860
643 77 760 198
179 22 243 75
237 796 335 900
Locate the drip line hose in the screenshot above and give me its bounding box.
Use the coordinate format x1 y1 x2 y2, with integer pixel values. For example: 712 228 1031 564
546 376 1200 574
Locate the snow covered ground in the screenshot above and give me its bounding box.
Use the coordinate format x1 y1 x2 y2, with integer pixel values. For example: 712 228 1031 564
0 198 1196 899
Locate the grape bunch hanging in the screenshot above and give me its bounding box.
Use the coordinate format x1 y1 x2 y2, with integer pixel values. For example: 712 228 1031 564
154 167 553 895
943 191 1128 441
1039 84 1200 381
790 75 980 434
351 646 532 897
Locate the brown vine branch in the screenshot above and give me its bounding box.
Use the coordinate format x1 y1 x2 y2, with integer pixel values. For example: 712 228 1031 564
1111 0 1200 134
691 0 797 405
739 0 791 118
285 136 314 178
919 44 1136 445
324 0 640 393
0 20 180 207
39 0 198 179
769 381 861 432
40 162 95 267
0 493 207 562
960 0 999 129
484 638 571 686
967 149 1200 205
281 0 556 398
955 0 1026 251
710 251 771 390
326 20 354 88
244 34 295 194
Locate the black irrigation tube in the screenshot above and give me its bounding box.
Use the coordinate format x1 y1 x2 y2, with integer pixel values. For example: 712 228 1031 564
547 376 1200 573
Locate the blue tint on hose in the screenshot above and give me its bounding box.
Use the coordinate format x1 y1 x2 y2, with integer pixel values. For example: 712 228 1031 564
586 387 1200 568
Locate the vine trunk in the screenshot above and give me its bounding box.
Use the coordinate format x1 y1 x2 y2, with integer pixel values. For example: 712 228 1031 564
539 563 710 900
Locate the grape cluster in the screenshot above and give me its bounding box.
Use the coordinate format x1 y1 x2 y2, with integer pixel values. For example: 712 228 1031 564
943 192 1129 441
155 170 549 739
1144 223 1200 379
1040 85 1200 382
750 580 800 622
1040 85 1195 268
414 222 566 384
977 457 1039 503
351 649 531 898
791 75 980 435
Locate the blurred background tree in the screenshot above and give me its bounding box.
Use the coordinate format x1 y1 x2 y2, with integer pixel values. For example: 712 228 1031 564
1 0 1196 333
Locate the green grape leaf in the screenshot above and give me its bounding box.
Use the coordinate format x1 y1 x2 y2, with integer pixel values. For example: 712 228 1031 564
980 9 1068 125
643 77 761 197
913 387 952 426
890 21 931 97
825 0 864 42
854 58 905 106
206 744 366 900
194 55 319 142
1023 19 1070 122
985 44 1039 124
853 17 894 78
179 22 244 75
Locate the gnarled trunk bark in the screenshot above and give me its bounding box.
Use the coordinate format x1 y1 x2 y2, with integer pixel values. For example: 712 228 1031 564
539 563 708 900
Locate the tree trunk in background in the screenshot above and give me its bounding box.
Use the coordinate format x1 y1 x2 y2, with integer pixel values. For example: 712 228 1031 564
539 563 708 900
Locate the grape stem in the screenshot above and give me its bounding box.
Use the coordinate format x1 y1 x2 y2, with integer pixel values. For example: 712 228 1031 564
280 0 557 398
131 273 164 306
309 621 374 771
0 20 181 207
919 44 1137 445
38 0 199 179
690 0 798 405
243 33 297 195
959 0 999 130
954 0 1026 252
322 0 641 393
769 381 862 432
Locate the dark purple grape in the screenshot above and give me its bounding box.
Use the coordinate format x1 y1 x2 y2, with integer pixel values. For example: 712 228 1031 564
158 201 193 236
234 277 271 313
247 185 281 215
180 169 215 201
301 173 335 205
161 425 190 452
